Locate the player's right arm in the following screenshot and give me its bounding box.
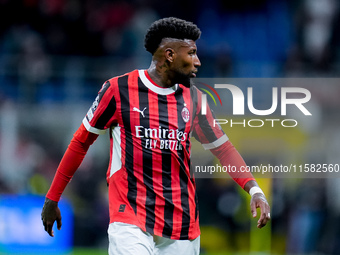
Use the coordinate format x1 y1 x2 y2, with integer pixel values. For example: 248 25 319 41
42 80 117 236
41 123 98 237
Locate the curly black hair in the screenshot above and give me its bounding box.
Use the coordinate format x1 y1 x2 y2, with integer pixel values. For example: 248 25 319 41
144 17 201 55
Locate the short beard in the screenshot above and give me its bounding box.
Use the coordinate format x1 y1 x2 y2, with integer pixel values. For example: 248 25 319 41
173 72 192 88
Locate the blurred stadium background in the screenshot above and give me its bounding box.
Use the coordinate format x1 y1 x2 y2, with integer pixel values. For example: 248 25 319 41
1 0 340 254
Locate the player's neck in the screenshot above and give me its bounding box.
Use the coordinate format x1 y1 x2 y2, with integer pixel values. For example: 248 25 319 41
147 61 174 88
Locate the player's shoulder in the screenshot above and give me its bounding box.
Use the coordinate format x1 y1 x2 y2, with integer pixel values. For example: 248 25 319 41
187 83 202 97
101 70 140 94
106 69 139 83
192 84 201 94
178 83 200 93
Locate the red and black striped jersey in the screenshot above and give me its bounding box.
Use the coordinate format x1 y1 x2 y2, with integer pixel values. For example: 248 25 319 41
82 69 228 240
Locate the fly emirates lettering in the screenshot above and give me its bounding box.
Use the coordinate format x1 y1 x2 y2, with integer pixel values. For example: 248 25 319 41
135 126 187 151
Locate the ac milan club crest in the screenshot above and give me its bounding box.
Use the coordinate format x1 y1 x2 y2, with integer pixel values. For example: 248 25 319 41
181 106 190 123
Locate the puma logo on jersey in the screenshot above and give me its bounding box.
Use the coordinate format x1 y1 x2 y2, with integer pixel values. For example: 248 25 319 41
133 107 147 118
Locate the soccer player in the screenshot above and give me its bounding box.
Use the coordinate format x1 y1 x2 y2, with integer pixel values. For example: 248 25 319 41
41 17 270 255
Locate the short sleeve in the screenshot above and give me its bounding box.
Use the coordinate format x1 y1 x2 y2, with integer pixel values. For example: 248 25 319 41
192 88 229 150
83 80 118 135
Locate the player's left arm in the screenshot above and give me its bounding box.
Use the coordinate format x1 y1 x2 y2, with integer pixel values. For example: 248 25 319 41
209 141 271 228
193 88 270 227
244 180 271 228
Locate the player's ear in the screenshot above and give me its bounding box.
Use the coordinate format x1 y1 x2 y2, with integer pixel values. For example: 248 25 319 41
165 48 175 63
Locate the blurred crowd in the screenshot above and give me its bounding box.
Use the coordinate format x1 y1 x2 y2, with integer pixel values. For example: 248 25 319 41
1 0 340 254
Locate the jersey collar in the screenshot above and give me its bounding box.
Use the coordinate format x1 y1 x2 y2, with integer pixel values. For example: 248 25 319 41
139 70 178 95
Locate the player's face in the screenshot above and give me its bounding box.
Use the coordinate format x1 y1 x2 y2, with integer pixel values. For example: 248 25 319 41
171 39 201 87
